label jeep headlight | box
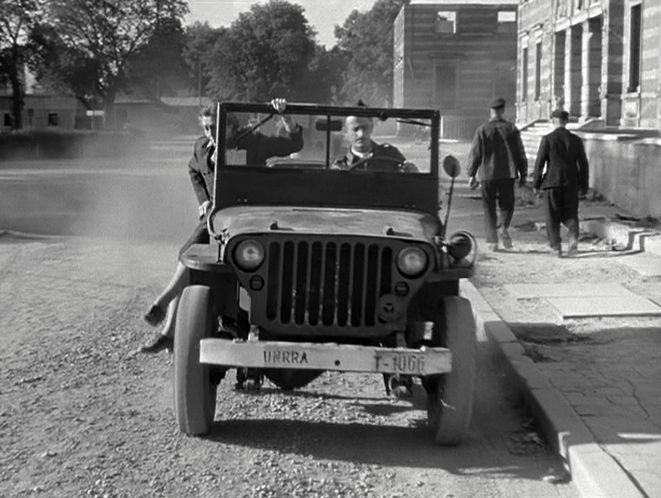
[233,239,265,271]
[396,246,428,277]
[447,231,476,266]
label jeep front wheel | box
[174,285,217,436]
[425,296,476,445]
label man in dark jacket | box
[140,99,303,355]
[332,115,418,173]
[467,97,528,251]
[533,109,589,257]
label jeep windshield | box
[218,103,438,174]
[212,102,441,216]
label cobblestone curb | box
[461,281,645,498]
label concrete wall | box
[584,136,661,218]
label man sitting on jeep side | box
[140,99,303,368]
[332,115,418,173]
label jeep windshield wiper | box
[396,118,430,127]
[232,113,275,144]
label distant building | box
[393,0,519,138]
[517,0,661,128]
[0,67,79,132]
[114,96,209,136]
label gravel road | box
[0,232,576,497]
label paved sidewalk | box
[452,189,661,497]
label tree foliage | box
[334,0,407,106]
[206,0,317,102]
[182,22,226,101]
[32,0,188,125]
[126,17,188,100]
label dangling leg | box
[144,262,189,326]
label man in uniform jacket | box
[533,109,589,257]
[140,99,303,355]
[333,114,418,173]
[467,97,528,251]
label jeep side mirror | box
[315,118,343,132]
[442,155,461,178]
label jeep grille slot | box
[266,239,393,328]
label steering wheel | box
[349,155,404,171]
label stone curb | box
[579,219,660,253]
[460,281,645,498]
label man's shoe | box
[487,242,498,252]
[143,304,166,327]
[139,334,173,354]
[566,246,578,257]
[499,228,513,249]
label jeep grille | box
[265,240,393,327]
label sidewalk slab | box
[546,295,661,319]
[461,281,646,498]
[618,253,661,277]
[505,283,635,299]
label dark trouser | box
[480,179,515,243]
[544,187,579,249]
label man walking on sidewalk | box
[533,109,589,257]
[467,97,528,251]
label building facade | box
[393,0,519,138]
[518,0,661,128]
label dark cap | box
[551,109,569,121]
[489,97,506,109]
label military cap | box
[551,109,569,121]
[489,97,506,109]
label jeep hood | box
[211,206,441,241]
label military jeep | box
[175,102,477,445]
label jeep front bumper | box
[199,339,451,376]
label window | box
[3,113,12,127]
[27,108,34,127]
[47,113,59,126]
[435,65,457,110]
[522,47,529,100]
[436,11,456,34]
[628,4,642,92]
[535,42,542,100]
[498,11,516,23]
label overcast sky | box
[185,0,379,47]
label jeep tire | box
[174,285,217,436]
[425,296,476,445]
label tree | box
[33,0,188,127]
[206,0,316,102]
[182,22,226,102]
[334,0,407,106]
[0,0,42,130]
[127,17,188,100]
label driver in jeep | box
[334,114,418,397]
[333,115,418,173]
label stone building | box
[517,0,661,218]
[393,0,519,138]
[518,0,661,128]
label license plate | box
[375,351,426,375]
[262,347,311,367]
